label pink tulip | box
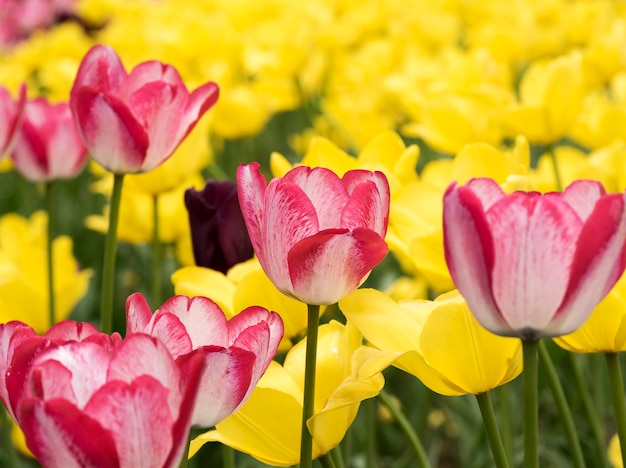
[237,163,390,305]
[0,83,26,160]
[11,97,88,182]
[0,321,204,468]
[126,292,284,427]
[69,44,219,174]
[443,178,626,339]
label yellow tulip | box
[339,289,522,395]
[554,272,626,353]
[190,321,385,465]
[0,212,91,333]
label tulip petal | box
[179,82,219,139]
[146,313,193,359]
[125,293,153,334]
[72,89,148,173]
[19,398,119,468]
[549,194,626,335]
[487,193,582,335]
[282,166,348,229]
[0,322,36,420]
[182,346,255,428]
[228,307,283,371]
[443,184,506,333]
[157,296,229,349]
[288,228,388,305]
[44,321,101,342]
[237,162,269,255]
[71,45,127,98]
[84,377,173,468]
[341,178,389,236]
[561,179,605,220]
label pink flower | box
[69,44,219,174]
[11,97,88,182]
[126,292,283,427]
[443,178,626,339]
[0,83,25,160]
[237,163,390,305]
[0,320,204,468]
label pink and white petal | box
[71,45,127,98]
[146,313,193,359]
[157,296,228,349]
[46,116,87,179]
[342,170,390,220]
[72,90,148,173]
[341,179,389,236]
[561,179,605,221]
[288,228,388,305]
[176,82,219,139]
[465,178,506,211]
[28,361,74,402]
[107,335,182,417]
[45,321,101,343]
[125,292,153,334]
[33,342,112,408]
[84,377,173,468]
[443,184,507,334]
[122,61,182,98]
[487,194,583,335]
[282,166,348,229]
[236,162,268,254]
[228,308,283,368]
[12,120,48,181]
[260,180,320,294]
[0,322,35,419]
[19,398,119,468]
[549,194,626,336]
[181,346,255,428]
[229,322,273,396]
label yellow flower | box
[172,259,309,352]
[554,272,626,353]
[505,53,585,144]
[609,433,623,468]
[271,131,419,195]
[190,321,385,465]
[339,289,523,395]
[0,212,91,333]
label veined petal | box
[125,293,153,334]
[72,89,148,173]
[84,377,173,468]
[237,163,268,256]
[146,313,193,359]
[122,61,183,99]
[561,179,605,221]
[157,296,228,349]
[19,398,119,468]
[464,178,505,211]
[282,166,348,229]
[341,178,389,237]
[177,82,219,143]
[488,194,583,335]
[71,45,127,99]
[549,194,626,336]
[182,346,255,428]
[288,228,388,305]
[443,184,505,334]
[44,321,101,342]
[0,322,36,419]
[228,308,283,369]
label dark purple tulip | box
[185,180,254,273]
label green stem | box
[222,444,235,468]
[300,303,320,468]
[319,452,337,468]
[45,181,56,328]
[548,145,563,192]
[1,407,19,468]
[498,384,513,462]
[151,194,162,307]
[606,352,626,468]
[568,353,608,468]
[365,397,377,468]
[538,342,585,468]
[475,392,510,468]
[378,390,430,468]
[330,445,346,468]
[523,339,539,468]
[101,173,124,335]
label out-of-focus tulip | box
[0,83,25,160]
[0,320,204,468]
[126,292,283,427]
[190,321,385,465]
[69,44,219,174]
[443,178,626,339]
[340,289,522,395]
[11,97,87,182]
[185,179,253,273]
[237,162,390,305]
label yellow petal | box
[171,266,235,317]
